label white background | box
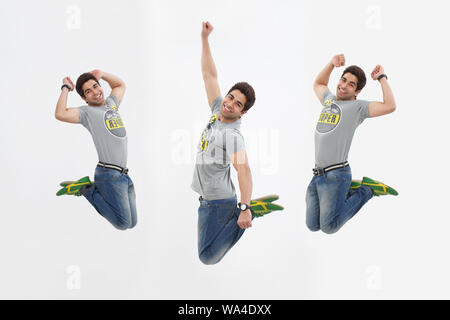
[0,0,448,299]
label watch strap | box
[238,202,250,211]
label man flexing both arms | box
[307,54,398,234]
[55,70,137,230]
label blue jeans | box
[197,196,246,265]
[305,166,373,234]
[81,166,137,230]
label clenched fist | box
[90,69,103,81]
[201,21,214,39]
[237,209,252,229]
[331,54,345,68]
[62,77,74,91]
[371,65,385,80]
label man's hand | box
[90,69,103,81]
[237,209,252,229]
[371,65,385,80]
[331,54,346,68]
[201,21,214,39]
[62,77,74,91]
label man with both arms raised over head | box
[307,54,398,234]
[54,70,137,231]
[192,22,283,265]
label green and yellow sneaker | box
[56,176,92,197]
[361,177,398,196]
[351,177,398,196]
[250,195,284,218]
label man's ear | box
[355,89,362,98]
[240,110,248,117]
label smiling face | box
[82,79,105,106]
[220,90,248,122]
[336,72,361,101]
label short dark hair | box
[341,66,366,92]
[76,73,99,98]
[227,82,256,111]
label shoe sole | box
[362,177,399,196]
[250,200,284,218]
[56,177,92,196]
[56,183,86,196]
[59,181,75,187]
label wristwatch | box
[61,84,72,91]
[238,203,250,211]
[377,74,388,81]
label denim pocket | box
[94,168,123,183]
[216,202,236,225]
[199,199,209,209]
[326,172,341,183]
[326,167,351,184]
[198,203,210,217]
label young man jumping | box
[192,22,282,265]
[307,54,398,235]
[55,70,137,231]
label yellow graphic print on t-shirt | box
[200,114,218,151]
[316,100,342,134]
[318,99,340,124]
[318,112,340,125]
[106,117,125,130]
[104,105,126,138]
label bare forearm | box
[314,62,334,86]
[237,166,253,205]
[202,38,218,79]
[101,72,125,90]
[379,78,396,108]
[55,88,70,117]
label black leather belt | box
[97,162,129,174]
[313,161,349,176]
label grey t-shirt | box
[314,90,370,168]
[191,97,246,200]
[78,95,128,168]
